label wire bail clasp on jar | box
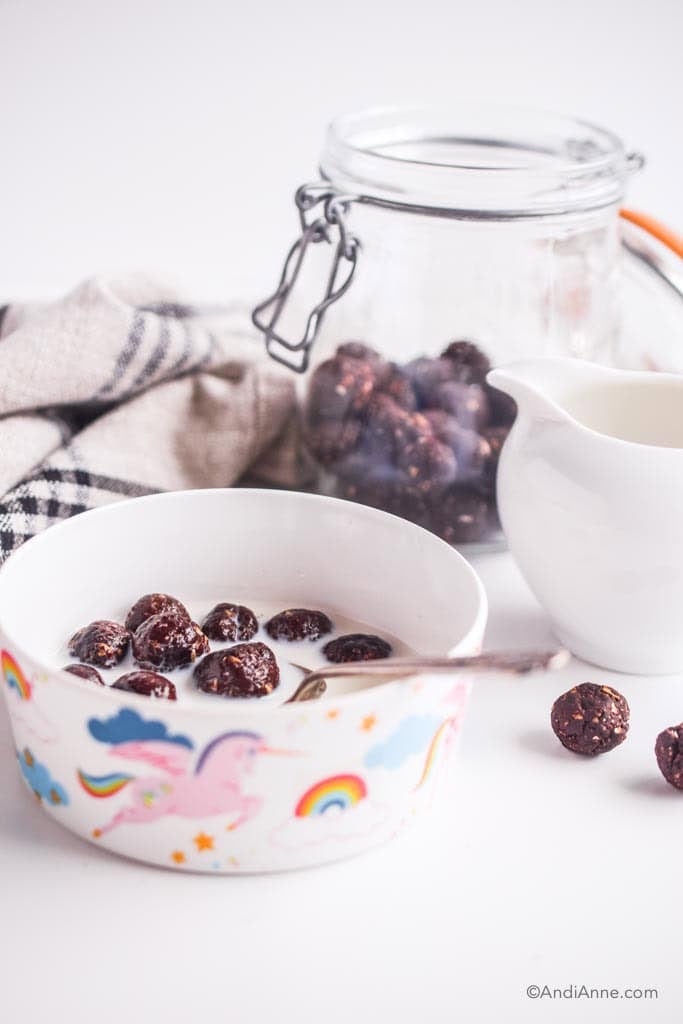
[251,184,360,373]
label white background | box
[1,2,683,1022]
[0,0,682,304]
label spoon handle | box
[287,647,569,703]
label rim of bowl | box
[0,489,488,716]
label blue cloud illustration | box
[87,708,193,748]
[364,714,441,770]
[17,748,69,806]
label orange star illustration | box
[193,832,215,852]
[171,850,186,864]
[360,714,377,731]
[326,708,340,719]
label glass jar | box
[253,104,677,548]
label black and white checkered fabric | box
[0,279,260,564]
[0,465,157,562]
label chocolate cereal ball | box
[306,353,376,422]
[422,409,462,450]
[431,380,490,431]
[441,340,491,383]
[429,486,491,544]
[305,416,363,468]
[451,427,494,482]
[201,603,258,643]
[265,608,333,642]
[334,448,399,492]
[336,341,384,364]
[194,642,279,698]
[551,682,630,756]
[68,620,130,668]
[63,663,104,686]
[302,336,508,548]
[362,394,422,459]
[376,363,418,412]
[132,610,209,671]
[336,476,431,528]
[405,356,458,407]
[125,593,189,632]
[113,671,177,701]
[655,725,683,789]
[324,633,393,663]
[397,435,457,487]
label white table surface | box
[1,550,679,1023]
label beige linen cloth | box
[0,274,309,561]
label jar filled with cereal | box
[253,104,679,548]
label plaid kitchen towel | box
[0,274,307,562]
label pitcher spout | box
[487,357,611,423]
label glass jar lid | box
[320,104,643,219]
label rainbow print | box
[2,650,32,701]
[415,718,455,790]
[78,769,133,798]
[295,774,367,817]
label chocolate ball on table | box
[551,682,630,755]
[655,725,683,789]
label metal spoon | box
[286,648,570,703]
[286,647,569,703]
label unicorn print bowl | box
[0,489,487,873]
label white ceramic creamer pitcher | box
[487,357,683,674]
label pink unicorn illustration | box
[79,730,293,837]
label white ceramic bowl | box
[0,489,486,872]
